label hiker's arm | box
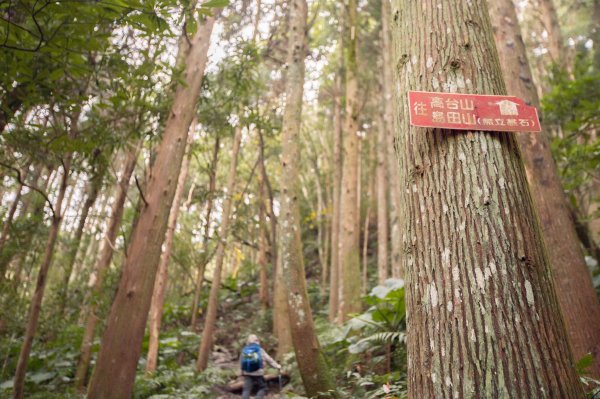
[261,349,281,369]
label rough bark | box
[87,14,216,399]
[338,0,361,322]
[390,0,584,397]
[489,0,600,376]
[328,67,343,322]
[74,142,140,391]
[12,158,71,399]
[382,0,402,279]
[278,1,335,395]
[146,138,192,373]
[196,125,243,372]
[190,135,220,329]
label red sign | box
[408,91,541,133]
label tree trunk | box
[382,0,402,280]
[0,166,28,279]
[538,0,566,68]
[12,158,71,399]
[87,14,216,399]
[190,135,220,329]
[338,0,361,322]
[361,206,370,294]
[74,141,141,391]
[489,0,600,376]
[328,66,343,322]
[376,107,389,285]
[257,173,270,309]
[196,125,243,372]
[390,0,585,397]
[58,166,104,315]
[278,1,335,395]
[593,0,600,70]
[273,224,293,358]
[146,137,192,373]
[5,167,52,288]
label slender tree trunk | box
[382,0,402,280]
[87,14,216,399]
[146,137,192,373]
[593,0,600,70]
[196,125,243,372]
[5,168,52,287]
[74,142,140,391]
[328,68,343,322]
[489,0,600,376]
[0,168,28,279]
[273,222,293,358]
[338,0,361,322]
[314,160,327,290]
[59,167,104,315]
[13,158,71,399]
[257,174,269,309]
[391,0,585,397]
[376,105,389,284]
[538,0,566,68]
[190,135,220,329]
[361,206,370,294]
[279,1,335,395]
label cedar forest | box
[0,0,599,398]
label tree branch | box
[134,175,148,207]
[0,161,55,218]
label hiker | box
[240,334,281,399]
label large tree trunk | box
[328,66,343,322]
[146,137,192,373]
[390,0,584,397]
[12,158,71,399]
[58,166,104,315]
[74,142,141,391]
[190,135,220,329]
[196,125,243,372]
[338,0,361,322]
[278,1,335,395]
[382,0,402,279]
[87,14,216,399]
[489,0,600,376]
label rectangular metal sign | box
[408,91,541,133]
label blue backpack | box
[241,343,263,373]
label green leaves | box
[201,0,230,8]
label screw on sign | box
[408,91,541,133]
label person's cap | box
[247,334,259,344]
